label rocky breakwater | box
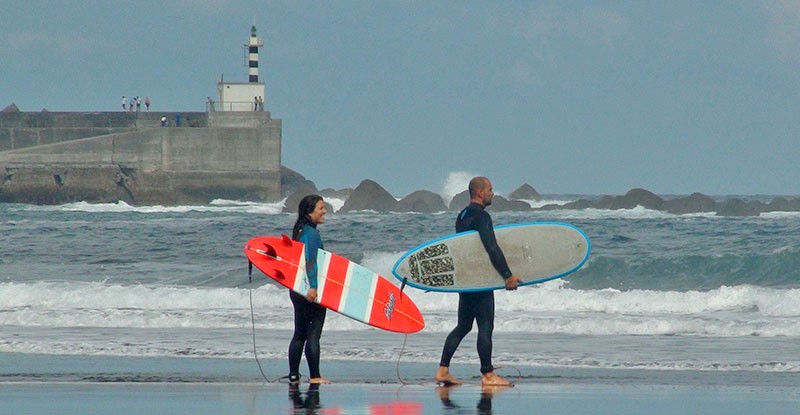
[539,188,800,217]
[282,178,800,217]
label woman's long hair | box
[292,194,324,240]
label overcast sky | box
[2,1,799,197]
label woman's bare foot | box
[481,371,514,387]
[434,366,462,385]
[309,377,331,384]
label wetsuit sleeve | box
[299,227,321,289]
[475,213,513,279]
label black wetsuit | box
[439,202,512,374]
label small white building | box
[215,25,266,112]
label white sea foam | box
[19,199,287,214]
[323,197,345,212]
[440,171,477,204]
[517,198,575,209]
[3,276,800,337]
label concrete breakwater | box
[0,110,281,205]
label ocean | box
[2,197,800,387]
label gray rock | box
[486,195,532,212]
[716,198,765,217]
[1,103,20,113]
[765,197,800,212]
[282,182,319,213]
[446,191,530,212]
[339,179,397,213]
[448,190,470,211]
[551,198,595,210]
[509,183,541,201]
[663,193,717,214]
[281,166,315,198]
[615,188,664,210]
[396,190,447,213]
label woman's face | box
[308,199,327,225]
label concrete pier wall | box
[0,111,281,205]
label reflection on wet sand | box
[437,384,511,414]
[288,383,424,415]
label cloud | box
[516,4,628,47]
[4,31,100,58]
[505,4,628,84]
[170,0,237,15]
[762,0,800,62]
[565,6,629,48]
[509,61,540,86]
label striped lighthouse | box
[247,25,263,83]
[217,24,266,111]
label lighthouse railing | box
[208,101,266,112]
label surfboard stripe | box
[342,263,375,322]
[321,251,348,309]
[315,248,332,300]
[292,246,308,294]
[338,258,353,311]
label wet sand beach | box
[1,354,799,415]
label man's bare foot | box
[481,371,514,387]
[434,366,462,385]
[309,377,331,384]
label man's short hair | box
[468,176,489,198]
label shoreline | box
[1,376,799,415]
[2,354,800,414]
[3,353,800,388]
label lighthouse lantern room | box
[216,25,266,112]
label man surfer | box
[435,176,522,387]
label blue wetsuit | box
[298,223,323,289]
[288,223,327,381]
[439,202,512,374]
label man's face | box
[481,181,494,206]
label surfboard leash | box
[249,285,276,383]
[394,333,429,386]
[493,365,523,383]
[395,333,409,385]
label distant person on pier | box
[121,96,126,111]
[145,97,150,111]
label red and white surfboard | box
[245,235,425,334]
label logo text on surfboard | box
[384,293,395,321]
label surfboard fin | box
[399,277,408,299]
[261,242,278,259]
[281,234,293,246]
[272,269,286,281]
